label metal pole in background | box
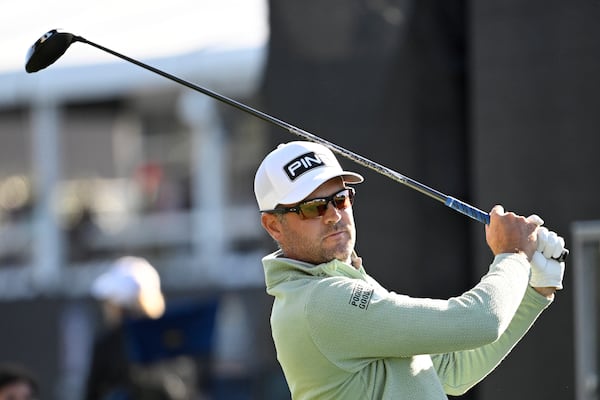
[178,92,227,282]
[30,97,63,293]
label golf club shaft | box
[75,36,490,223]
[72,35,568,262]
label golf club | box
[25,29,568,262]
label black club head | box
[25,30,77,73]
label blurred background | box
[1,0,599,399]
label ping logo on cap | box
[284,151,326,180]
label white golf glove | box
[527,215,566,289]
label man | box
[86,256,209,400]
[254,141,566,399]
[0,364,38,400]
[86,256,167,400]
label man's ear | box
[261,213,283,241]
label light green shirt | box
[263,252,552,399]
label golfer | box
[254,141,566,399]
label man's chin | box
[331,248,353,264]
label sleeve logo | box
[348,282,373,310]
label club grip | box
[445,196,490,224]
[444,196,569,262]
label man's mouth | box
[324,230,347,240]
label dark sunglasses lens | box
[299,200,328,218]
[298,189,354,219]
[333,191,353,209]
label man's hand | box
[526,216,566,292]
[485,205,539,261]
[530,252,565,289]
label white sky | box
[0,0,269,73]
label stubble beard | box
[312,223,356,265]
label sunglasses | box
[266,187,355,219]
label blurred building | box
[0,43,268,292]
[0,3,290,399]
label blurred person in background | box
[0,363,38,400]
[84,256,167,400]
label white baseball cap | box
[91,256,162,306]
[254,141,364,211]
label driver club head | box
[25,29,78,73]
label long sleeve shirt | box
[263,251,552,399]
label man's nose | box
[322,201,342,224]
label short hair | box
[0,363,38,395]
